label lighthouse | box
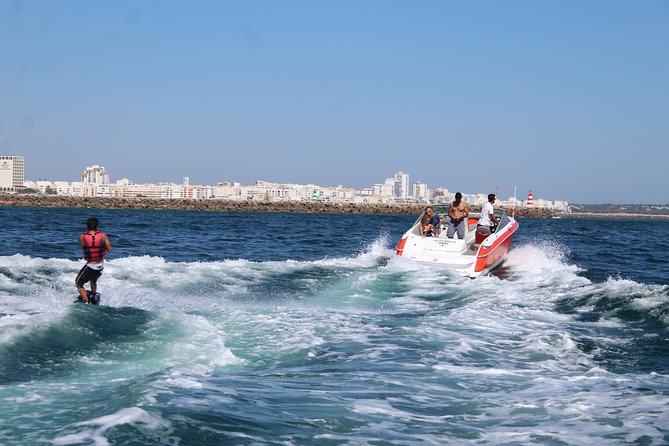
[527,190,534,207]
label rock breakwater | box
[0,194,556,217]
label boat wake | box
[2,235,665,325]
[1,235,668,445]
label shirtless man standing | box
[446,192,469,239]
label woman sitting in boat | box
[419,207,437,237]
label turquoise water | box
[1,207,668,445]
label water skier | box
[75,217,112,304]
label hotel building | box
[0,155,25,192]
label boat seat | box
[475,226,491,245]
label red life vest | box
[82,231,106,262]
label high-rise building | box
[394,171,409,199]
[81,165,109,185]
[0,155,25,191]
[80,165,110,197]
[412,181,429,202]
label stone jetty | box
[0,194,556,217]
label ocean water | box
[1,206,668,445]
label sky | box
[1,0,668,204]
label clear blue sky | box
[1,0,668,204]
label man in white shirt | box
[478,194,499,232]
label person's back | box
[81,230,106,263]
[75,217,112,304]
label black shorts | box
[75,265,103,288]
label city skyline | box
[20,160,564,205]
[3,155,664,206]
[2,2,668,204]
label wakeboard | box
[75,290,101,305]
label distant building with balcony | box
[412,181,430,202]
[0,155,25,192]
[431,188,451,204]
[80,165,110,197]
[81,165,109,185]
[394,171,409,199]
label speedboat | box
[395,205,519,277]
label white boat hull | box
[396,210,519,278]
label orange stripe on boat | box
[473,221,519,272]
[396,236,407,256]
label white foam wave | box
[53,407,171,446]
[352,398,452,422]
[309,232,395,269]
[504,242,584,282]
[600,276,669,326]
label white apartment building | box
[354,188,383,204]
[432,187,451,204]
[394,171,409,200]
[80,165,110,197]
[23,180,51,194]
[468,194,488,205]
[110,182,176,199]
[238,181,358,203]
[380,178,396,199]
[81,165,109,185]
[183,184,206,199]
[253,181,298,201]
[412,181,430,202]
[209,182,241,200]
[108,180,185,200]
[0,155,25,192]
[553,200,570,212]
[333,185,356,202]
[316,185,356,202]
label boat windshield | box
[496,212,512,232]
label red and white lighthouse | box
[527,190,534,207]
